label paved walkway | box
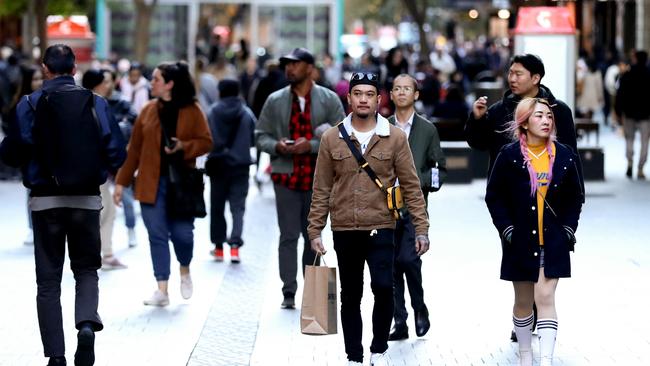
[0,126,649,366]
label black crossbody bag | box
[337,123,407,220]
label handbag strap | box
[337,123,387,195]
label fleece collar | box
[339,113,391,138]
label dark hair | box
[218,79,240,98]
[81,69,105,90]
[510,54,545,84]
[43,44,75,75]
[156,61,196,106]
[635,50,648,66]
[129,62,144,73]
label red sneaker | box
[214,248,224,262]
[230,247,240,263]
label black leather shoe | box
[415,308,430,337]
[388,323,409,341]
[74,324,95,366]
[47,357,66,366]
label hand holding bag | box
[300,254,337,335]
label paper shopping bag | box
[300,258,337,335]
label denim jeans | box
[121,185,136,229]
[140,178,195,281]
[32,207,104,357]
[333,229,394,363]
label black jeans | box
[273,183,318,297]
[32,208,103,357]
[393,214,426,325]
[209,167,250,247]
[333,229,394,363]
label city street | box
[1,126,649,366]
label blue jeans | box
[121,185,136,229]
[140,178,195,281]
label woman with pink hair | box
[485,98,584,366]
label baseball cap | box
[279,48,315,65]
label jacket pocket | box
[331,149,356,173]
[368,150,393,175]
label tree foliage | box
[0,0,92,17]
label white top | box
[351,127,376,154]
[394,111,415,138]
[298,96,306,113]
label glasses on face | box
[392,86,414,93]
[351,72,379,81]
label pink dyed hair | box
[505,97,557,196]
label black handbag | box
[162,127,206,219]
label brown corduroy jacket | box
[307,114,429,240]
[115,100,212,204]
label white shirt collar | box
[339,113,391,138]
[395,111,415,129]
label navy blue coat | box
[485,141,583,281]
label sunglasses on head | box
[351,72,379,81]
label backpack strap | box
[337,123,387,194]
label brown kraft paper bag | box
[300,256,337,335]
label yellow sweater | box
[527,142,555,245]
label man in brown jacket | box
[307,72,429,366]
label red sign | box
[514,7,575,35]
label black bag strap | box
[337,123,387,195]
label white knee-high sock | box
[513,312,534,366]
[537,318,558,366]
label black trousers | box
[392,214,426,326]
[32,208,103,357]
[209,167,250,247]
[333,229,394,362]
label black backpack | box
[30,84,104,189]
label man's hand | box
[310,237,326,255]
[164,137,184,154]
[472,96,489,119]
[291,137,311,154]
[113,184,124,207]
[275,139,291,155]
[415,235,429,256]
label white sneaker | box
[519,349,533,366]
[370,352,389,366]
[345,362,363,366]
[540,356,553,366]
[143,290,169,306]
[180,274,193,299]
[127,228,137,248]
[24,229,34,245]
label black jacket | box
[465,85,579,174]
[485,142,583,282]
[615,65,650,120]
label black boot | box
[388,321,409,341]
[47,356,67,366]
[74,323,95,366]
[414,307,430,337]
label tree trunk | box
[402,0,431,59]
[35,0,48,60]
[133,0,158,64]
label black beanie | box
[218,79,240,98]
[82,69,105,90]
